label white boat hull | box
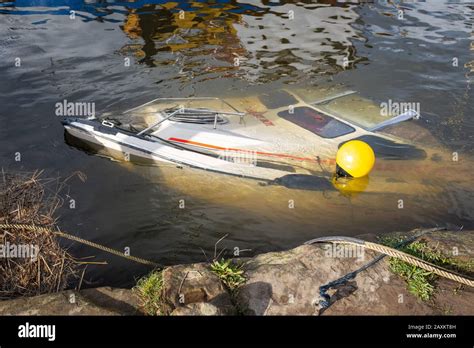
[64,120,294,181]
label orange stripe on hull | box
[168,137,336,164]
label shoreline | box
[1,228,472,316]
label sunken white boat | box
[62,90,423,182]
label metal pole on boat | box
[310,90,357,105]
[183,108,245,117]
[136,109,181,136]
[172,107,243,130]
[368,109,419,132]
[123,97,220,114]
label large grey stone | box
[235,244,438,315]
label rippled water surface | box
[1,0,473,287]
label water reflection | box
[1,0,366,83]
[118,1,364,82]
[120,2,250,80]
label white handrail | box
[123,97,220,114]
[310,90,357,105]
[369,109,419,132]
[136,109,181,136]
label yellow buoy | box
[336,140,375,178]
[332,175,369,197]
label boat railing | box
[368,109,419,132]
[123,97,245,130]
[309,90,357,105]
[136,109,181,136]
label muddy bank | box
[1,229,472,316]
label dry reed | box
[0,170,84,299]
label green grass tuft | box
[388,255,435,301]
[210,259,246,290]
[379,237,472,301]
[133,269,163,315]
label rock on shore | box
[0,287,141,315]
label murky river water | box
[1,1,473,287]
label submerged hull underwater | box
[65,130,474,238]
[62,89,427,183]
[63,114,473,197]
[62,88,474,224]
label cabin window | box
[278,107,355,138]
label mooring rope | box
[0,223,160,267]
[305,231,474,290]
[305,227,446,309]
[363,241,473,287]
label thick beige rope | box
[0,223,159,267]
[330,239,473,287]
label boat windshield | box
[292,90,391,130]
[315,95,390,130]
[278,107,355,139]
